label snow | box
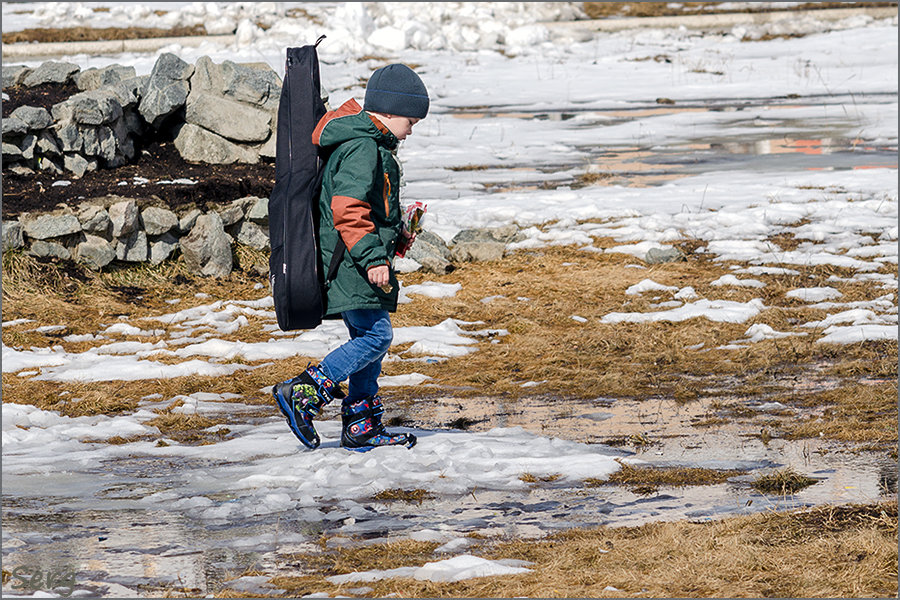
[1,1,898,593]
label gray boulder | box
[221,60,281,109]
[77,204,112,236]
[138,53,193,129]
[52,89,124,125]
[645,246,686,264]
[116,230,149,262]
[28,240,71,260]
[185,91,271,142]
[178,208,202,233]
[74,64,137,91]
[217,203,245,227]
[141,206,178,236]
[10,106,52,130]
[20,134,37,160]
[149,233,179,265]
[232,220,269,250]
[22,61,79,87]
[450,240,506,263]
[36,132,62,157]
[246,196,269,225]
[407,230,454,274]
[75,235,115,270]
[2,142,23,160]
[2,115,27,139]
[63,153,97,178]
[2,65,32,89]
[180,212,233,277]
[108,199,140,237]
[54,123,82,152]
[20,212,82,240]
[173,123,259,165]
[2,221,25,251]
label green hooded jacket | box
[312,98,402,317]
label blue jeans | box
[319,309,392,402]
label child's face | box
[377,114,421,141]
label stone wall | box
[2,53,281,177]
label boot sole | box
[272,384,319,449]
[342,433,417,452]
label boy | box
[273,64,428,452]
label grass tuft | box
[752,467,819,495]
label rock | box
[246,196,269,225]
[75,235,115,269]
[63,153,96,178]
[190,56,226,95]
[645,246,686,264]
[450,240,506,263]
[116,230,149,262]
[141,206,178,236]
[149,233,179,265]
[179,208,202,233]
[77,204,111,236]
[27,240,71,260]
[221,60,281,109]
[20,134,37,160]
[173,123,259,165]
[20,212,82,240]
[180,212,233,277]
[52,89,124,125]
[108,199,140,237]
[2,65,32,89]
[107,76,148,109]
[2,220,25,251]
[9,164,33,176]
[185,91,271,143]
[36,132,62,157]
[37,157,64,175]
[54,123,82,152]
[10,106,52,130]
[2,115,27,139]
[74,64,137,91]
[217,203,245,227]
[2,142,23,160]
[452,225,523,245]
[138,53,193,129]
[233,220,269,250]
[407,232,454,274]
[22,61,79,87]
[258,132,276,159]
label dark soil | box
[1,82,275,219]
[2,142,276,219]
[582,1,898,19]
[2,82,80,119]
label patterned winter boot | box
[272,364,345,449]
[341,395,417,452]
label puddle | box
[448,94,897,190]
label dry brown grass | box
[243,500,897,599]
[752,467,819,495]
[588,461,746,493]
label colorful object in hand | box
[396,201,427,258]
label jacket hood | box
[312,98,398,151]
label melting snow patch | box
[786,287,843,302]
[325,555,533,584]
[817,324,898,344]
[710,274,766,288]
[601,299,766,324]
[625,279,679,295]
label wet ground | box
[3,389,896,597]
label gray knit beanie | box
[364,64,429,119]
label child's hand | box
[367,264,390,289]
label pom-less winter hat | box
[364,64,429,119]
